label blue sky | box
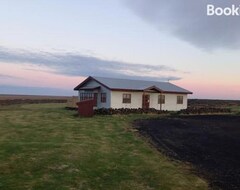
[0,0,240,99]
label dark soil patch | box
[134,115,240,190]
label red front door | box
[142,94,150,109]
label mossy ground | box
[0,103,208,190]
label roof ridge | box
[92,76,168,84]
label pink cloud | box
[0,62,85,90]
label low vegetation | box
[0,103,208,190]
[0,95,68,106]
[188,99,240,108]
[94,108,169,115]
[231,105,240,114]
[94,107,231,115]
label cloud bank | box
[0,46,182,81]
[124,0,240,50]
[0,74,23,80]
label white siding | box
[149,93,187,111]
[111,91,187,111]
[111,91,142,109]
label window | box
[80,93,94,101]
[122,94,131,103]
[101,93,106,103]
[177,96,183,104]
[158,94,165,104]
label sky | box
[0,0,240,99]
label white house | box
[74,76,192,111]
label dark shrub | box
[94,108,169,115]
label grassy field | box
[0,103,208,190]
[231,106,240,113]
[0,94,69,106]
[0,94,70,100]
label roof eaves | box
[78,86,101,90]
[111,88,143,92]
[163,90,193,94]
[144,85,164,92]
[73,76,92,90]
[74,76,112,91]
[90,76,111,90]
[111,88,192,94]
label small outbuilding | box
[74,76,192,111]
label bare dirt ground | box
[134,115,240,190]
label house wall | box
[149,93,188,111]
[78,79,111,108]
[111,91,188,111]
[111,91,143,109]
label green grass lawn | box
[0,103,208,190]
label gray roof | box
[74,76,192,94]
